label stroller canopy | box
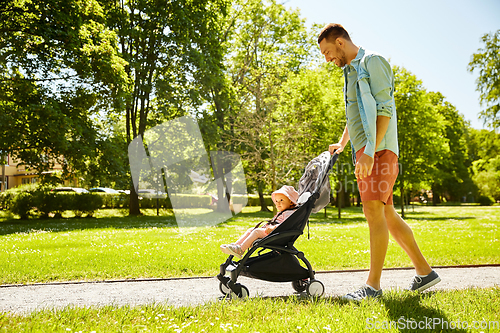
[298,151,336,214]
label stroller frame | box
[217,152,339,298]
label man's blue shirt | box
[343,47,399,160]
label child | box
[220,185,299,259]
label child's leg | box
[234,228,254,246]
[239,228,268,251]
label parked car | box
[89,187,119,194]
[137,189,166,198]
[51,187,89,193]
[138,189,162,194]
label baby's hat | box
[272,185,299,205]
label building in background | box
[0,154,76,191]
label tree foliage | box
[0,0,126,180]
[2,1,496,211]
[393,66,448,212]
[428,92,476,203]
[104,0,229,214]
[221,0,312,210]
[468,128,500,202]
[468,30,500,129]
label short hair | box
[317,23,351,44]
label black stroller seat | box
[217,151,339,298]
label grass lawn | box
[1,205,499,332]
[1,288,499,332]
[0,205,499,284]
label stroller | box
[217,151,339,298]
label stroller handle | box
[328,149,340,170]
[312,149,340,196]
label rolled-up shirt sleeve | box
[366,56,395,118]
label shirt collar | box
[349,46,365,67]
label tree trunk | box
[337,180,343,219]
[431,186,440,206]
[1,163,5,192]
[344,190,351,207]
[129,185,141,216]
[268,123,277,215]
[258,190,270,212]
[258,182,270,212]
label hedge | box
[0,186,276,219]
[1,187,103,219]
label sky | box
[284,0,500,130]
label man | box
[318,23,440,301]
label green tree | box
[393,66,448,216]
[472,157,500,202]
[104,0,229,215]
[0,0,126,181]
[276,63,354,214]
[468,30,500,129]
[467,128,500,161]
[428,92,476,203]
[468,128,500,202]
[224,0,311,211]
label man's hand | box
[329,143,344,155]
[355,153,374,180]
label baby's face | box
[273,193,293,212]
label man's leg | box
[384,204,432,276]
[363,200,388,290]
[342,199,387,300]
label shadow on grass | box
[381,292,467,333]
[409,216,476,221]
[0,215,179,236]
[253,292,466,332]
[310,217,366,225]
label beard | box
[335,45,348,67]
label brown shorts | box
[356,146,399,205]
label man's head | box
[317,23,351,45]
[318,23,355,67]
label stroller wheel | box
[219,281,231,295]
[230,283,249,299]
[292,279,308,293]
[306,279,324,297]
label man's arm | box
[329,125,350,155]
[355,115,391,179]
[375,115,391,150]
[356,55,394,179]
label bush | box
[0,184,37,212]
[98,193,128,209]
[169,194,211,208]
[33,190,65,218]
[73,193,104,217]
[4,185,105,218]
[10,190,34,219]
[477,195,494,206]
[0,191,13,210]
[245,195,273,207]
[112,193,275,210]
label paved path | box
[1,266,499,314]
